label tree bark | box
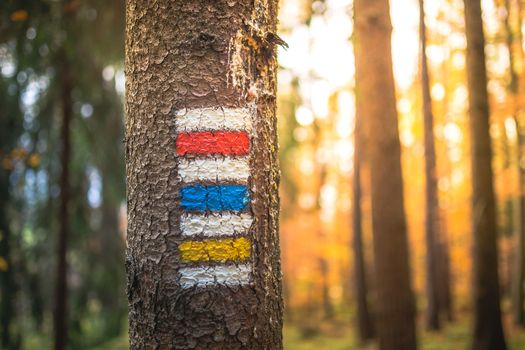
[319,257,334,320]
[354,1,417,349]
[54,50,72,350]
[0,169,13,349]
[502,0,525,326]
[419,0,441,331]
[437,54,454,322]
[436,222,454,321]
[125,1,283,348]
[463,0,508,348]
[352,99,375,341]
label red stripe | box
[176,131,250,156]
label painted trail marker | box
[175,107,254,288]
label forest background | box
[2,0,525,348]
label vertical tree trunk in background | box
[319,257,334,320]
[317,165,333,320]
[436,41,454,323]
[503,0,525,326]
[0,172,13,349]
[464,0,508,348]
[352,103,375,341]
[354,1,417,349]
[125,1,283,348]
[54,51,72,350]
[436,221,454,321]
[419,0,441,331]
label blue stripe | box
[180,184,250,211]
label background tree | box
[500,0,525,326]
[352,87,375,341]
[54,47,72,350]
[0,1,127,348]
[354,0,417,349]
[464,0,508,348]
[419,0,441,331]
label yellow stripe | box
[179,237,251,262]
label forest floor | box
[95,314,525,350]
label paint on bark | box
[125,1,282,348]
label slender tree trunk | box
[319,257,334,320]
[316,163,333,320]
[503,0,525,326]
[419,0,441,331]
[125,1,283,348]
[464,0,508,348]
[54,50,72,350]
[436,219,454,321]
[354,1,417,349]
[0,170,13,349]
[352,103,375,341]
[513,137,525,325]
[438,61,454,322]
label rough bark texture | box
[419,0,441,331]
[354,0,417,349]
[125,1,283,349]
[352,99,375,341]
[464,0,508,349]
[54,50,72,350]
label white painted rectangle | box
[175,107,253,133]
[177,156,250,183]
[179,264,252,288]
[180,212,253,237]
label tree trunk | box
[464,0,508,348]
[503,0,525,326]
[354,1,417,349]
[435,43,454,323]
[419,0,441,331]
[352,100,375,341]
[54,50,72,350]
[125,1,283,348]
[0,170,13,349]
[319,257,334,320]
[513,138,525,325]
[436,221,454,322]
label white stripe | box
[177,156,250,183]
[180,212,253,237]
[179,264,252,288]
[175,107,253,133]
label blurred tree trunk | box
[99,195,126,337]
[317,163,333,320]
[54,50,72,350]
[436,218,454,322]
[352,102,375,341]
[0,171,13,349]
[354,1,417,349]
[125,1,283,348]
[419,0,441,331]
[437,60,455,323]
[464,0,508,348]
[319,257,334,320]
[503,0,525,326]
